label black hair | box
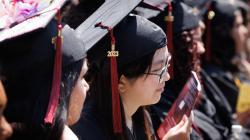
[209,2,238,73]
[172,29,195,93]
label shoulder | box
[71,105,107,140]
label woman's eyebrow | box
[154,54,171,65]
[154,59,165,66]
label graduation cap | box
[74,0,143,134]
[203,0,237,62]
[172,2,200,35]
[0,0,86,125]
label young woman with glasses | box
[72,15,192,140]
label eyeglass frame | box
[144,54,172,83]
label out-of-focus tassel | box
[205,8,215,62]
[44,10,63,124]
[165,1,174,78]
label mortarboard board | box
[0,0,86,126]
[75,0,142,51]
[181,0,213,19]
[0,0,66,42]
[73,0,143,134]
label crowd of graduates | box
[0,0,250,140]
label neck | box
[121,96,139,130]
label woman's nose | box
[163,72,170,82]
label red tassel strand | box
[165,1,174,78]
[205,7,214,62]
[44,11,63,124]
[95,22,122,134]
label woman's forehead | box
[155,46,169,57]
[152,46,170,64]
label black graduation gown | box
[203,63,239,114]
[201,68,235,131]
[71,101,108,140]
[71,100,147,140]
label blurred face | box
[231,10,248,53]
[192,21,206,55]
[67,59,89,125]
[182,21,205,55]
[0,81,12,139]
[119,46,171,107]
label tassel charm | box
[108,44,119,57]
[164,2,174,22]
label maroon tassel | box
[165,1,174,78]
[110,30,122,134]
[44,11,63,124]
[110,53,122,134]
[205,8,214,62]
[95,22,122,134]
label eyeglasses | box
[144,55,171,83]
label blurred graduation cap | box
[134,0,200,77]
[203,0,237,62]
[0,0,66,42]
[181,0,213,18]
[74,0,142,134]
[0,0,86,125]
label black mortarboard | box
[116,15,167,68]
[0,0,86,125]
[173,2,199,35]
[73,0,142,134]
[181,0,213,18]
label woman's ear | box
[118,75,128,94]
